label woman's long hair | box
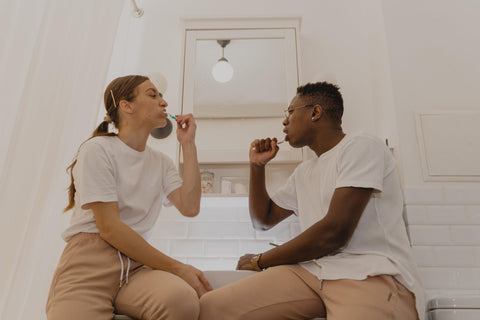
[64,75,149,212]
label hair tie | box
[110,90,118,109]
[104,115,112,123]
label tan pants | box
[46,233,199,320]
[199,265,418,320]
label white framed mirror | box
[180,18,303,164]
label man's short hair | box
[296,82,344,122]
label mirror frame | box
[179,18,302,164]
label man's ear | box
[119,100,134,114]
[311,104,323,121]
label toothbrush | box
[167,113,177,120]
[252,138,285,151]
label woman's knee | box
[148,283,199,320]
[199,289,230,320]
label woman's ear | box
[311,104,323,121]
[119,100,134,114]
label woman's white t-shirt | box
[271,132,426,320]
[62,136,182,242]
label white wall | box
[382,0,480,300]
[382,0,480,186]
[107,0,395,147]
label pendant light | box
[212,40,234,83]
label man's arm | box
[238,186,372,270]
[248,138,294,230]
[249,164,294,230]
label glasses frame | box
[283,104,314,119]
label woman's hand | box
[172,263,212,297]
[249,138,280,166]
[236,253,258,271]
[175,113,196,145]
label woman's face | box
[130,80,168,128]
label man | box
[199,82,425,320]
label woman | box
[46,75,211,320]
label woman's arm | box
[90,201,211,296]
[168,113,201,217]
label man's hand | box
[250,138,280,166]
[236,253,259,271]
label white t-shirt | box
[62,136,182,242]
[271,132,426,320]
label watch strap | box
[250,253,264,271]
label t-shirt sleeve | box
[270,170,298,212]
[336,136,385,192]
[75,141,118,209]
[161,155,183,206]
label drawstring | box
[117,250,131,287]
[118,251,124,287]
[126,256,131,284]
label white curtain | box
[0,0,124,318]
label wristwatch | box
[250,253,265,271]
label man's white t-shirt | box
[271,132,426,320]
[62,136,182,242]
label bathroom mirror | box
[194,38,288,118]
[180,19,302,164]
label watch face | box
[250,254,262,271]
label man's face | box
[282,94,314,148]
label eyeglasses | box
[283,104,314,119]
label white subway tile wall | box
[405,186,480,301]
[151,197,301,272]
[150,187,480,302]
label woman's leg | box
[114,267,199,320]
[199,265,326,320]
[46,233,128,320]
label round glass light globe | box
[212,60,234,83]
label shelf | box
[201,193,248,197]
[200,196,248,207]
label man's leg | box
[319,274,418,320]
[199,265,326,320]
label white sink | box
[203,270,256,289]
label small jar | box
[200,171,214,193]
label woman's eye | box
[150,95,156,98]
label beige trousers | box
[46,233,199,320]
[199,264,418,320]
